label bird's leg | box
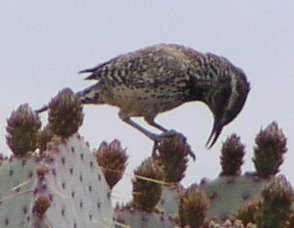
[119,112,161,141]
[144,116,168,132]
[151,130,196,160]
[144,117,180,155]
[144,116,184,140]
[119,112,195,159]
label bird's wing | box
[78,48,184,87]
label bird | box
[37,44,250,150]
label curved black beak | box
[205,120,223,149]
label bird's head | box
[205,63,250,149]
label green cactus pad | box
[0,134,113,227]
[114,206,177,228]
[200,174,269,221]
[156,184,184,217]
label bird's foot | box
[150,130,185,144]
[151,130,196,160]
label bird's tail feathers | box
[79,61,112,80]
[79,68,96,74]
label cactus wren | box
[37,44,250,149]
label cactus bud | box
[95,140,128,189]
[33,195,51,217]
[235,200,260,225]
[132,158,163,211]
[155,135,191,183]
[48,88,83,138]
[6,104,41,156]
[253,122,287,178]
[257,175,293,228]
[220,134,245,176]
[179,184,208,228]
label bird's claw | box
[151,130,196,160]
[150,130,185,142]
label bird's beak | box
[205,120,223,149]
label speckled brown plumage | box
[78,44,249,148]
[37,43,250,149]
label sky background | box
[1,1,293,204]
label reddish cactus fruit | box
[6,104,41,156]
[235,200,260,225]
[132,158,164,211]
[155,135,192,183]
[257,175,293,228]
[220,134,245,176]
[95,140,128,189]
[253,122,287,178]
[179,184,208,228]
[48,88,83,138]
[33,195,51,217]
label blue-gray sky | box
[1,1,293,203]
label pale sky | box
[1,1,293,203]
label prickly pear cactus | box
[155,135,191,217]
[2,89,294,228]
[0,156,40,227]
[0,134,113,228]
[198,125,288,222]
[113,157,179,227]
[157,184,184,217]
[114,205,177,228]
[200,174,268,221]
